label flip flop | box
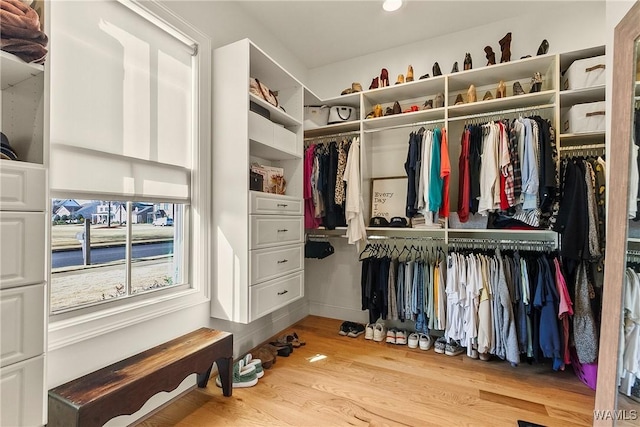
[286,332,306,347]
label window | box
[48,0,210,320]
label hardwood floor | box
[136,316,597,427]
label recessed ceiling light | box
[383,0,403,12]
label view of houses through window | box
[50,199,185,313]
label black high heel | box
[537,39,549,55]
[432,62,442,76]
[463,53,472,70]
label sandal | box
[251,346,275,369]
[268,341,292,357]
[285,332,306,347]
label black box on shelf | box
[250,171,264,192]
[250,101,271,120]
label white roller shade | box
[49,0,194,202]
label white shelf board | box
[304,121,360,138]
[447,228,558,242]
[559,84,606,105]
[249,41,302,91]
[559,131,606,144]
[447,90,555,119]
[362,75,446,105]
[362,107,445,131]
[317,92,361,108]
[250,93,301,128]
[447,54,556,92]
[250,138,301,161]
[365,227,446,237]
[636,81,640,96]
[0,51,44,90]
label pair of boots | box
[484,32,512,66]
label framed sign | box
[371,177,407,221]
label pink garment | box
[304,145,320,229]
[554,258,574,366]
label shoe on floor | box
[339,321,355,336]
[419,334,433,351]
[386,328,397,344]
[243,354,264,378]
[395,330,408,345]
[373,323,386,342]
[407,333,419,349]
[365,323,375,340]
[445,340,465,356]
[434,337,447,354]
[347,323,366,338]
[216,359,258,388]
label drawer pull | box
[277,259,289,264]
[277,203,289,208]
[277,290,288,296]
[277,229,288,233]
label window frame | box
[47,0,211,351]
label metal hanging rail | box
[367,235,446,241]
[447,237,557,250]
[558,143,606,151]
[304,131,360,143]
[362,118,445,134]
[448,103,555,123]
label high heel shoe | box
[537,39,549,56]
[434,93,444,108]
[423,99,433,110]
[529,72,542,93]
[451,62,459,73]
[483,91,494,101]
[380,68,389,87]
[454,93,464,105]
[419,73,430,80]
[496,80,506,98]
[484,46,496,65]
[432,62,442,77]
[499,32,512,63]
[369,77,379,90]
[395,74,405,85]
[513,81,525,95]
[374,104,383,118]
[406,65,414,82]
[467,85,477,103]
[463,53,472,70]
[393,101,401,114]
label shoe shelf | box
[362,107,445,131]
[447,90,556,119]
[362,75,446,106]
[0,51,44,90]
[558,131,606,145]
[559,84,605,105]
[303,121,360,138]
[249,93,301,128]
[317,92,361,108]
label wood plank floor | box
[137,316,598,427]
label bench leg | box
[197,364,213,388]
[215,356,233,397]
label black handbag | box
[304,240,334,259]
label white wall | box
[307,1,606,99]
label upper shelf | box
[0,51,44,90]
[305,89,360,108]
[559,84,605,105]
[362,107,445,131]
[304,121,360,138]
[362,75,446,105]
[447,90,556,119]
[250,93,301,128]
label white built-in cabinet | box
[212,39,304,324]
[0,51,47,426]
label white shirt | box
[344,137,367,248]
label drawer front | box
[1,284,45,367]
[0,162,46,211]
[0,212,45,289]
[250,271,304,321]
[272,125,299,156]
[248,110,274,146]
[0,355,45,427]
[250,215,303,249]
[250,244,303,285]
[250,191,303,215]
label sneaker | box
[243,354,264,379]
[468,348,479,359]
[364,323,375,340]
[347,323,365,338]
[395,330,407,345]
[339,321,354,336]
[445,340,465,356]
[419,334,433,351]
[434,337,447,354]
[216,360,258,388]
[386,328,397,344]
[407,333,419,349]
[479,352,491,361]
[373,323,386,342]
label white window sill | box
[48,287,209,351]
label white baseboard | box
[308,301,368,323]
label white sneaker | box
[373,323,386,342]
[386,328,397,344]
[395,330,407,345]
[419,334,433,351]
[407,333,419,349]
[364,323,375,340]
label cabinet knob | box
[277,203,288,208]
[277,229,288,233]
[277,259,289,264]
[277,290,288,296]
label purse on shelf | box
[328,106,357,124]
[250,77,279,108]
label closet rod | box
[368,235,446,241]
[448,103,555,123]
[362,118,445,134]
[304,131,360,143]
[558,143,606,151]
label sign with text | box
[371,177,407,221]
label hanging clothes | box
[344,137,367,249]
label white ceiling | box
[237,0,531,69]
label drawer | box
[250,243,303,284]
[0,212,45,289]
[250,191,303,215]
[250,271,304,321]
[0,161,46,211]
[248,111,298,156]
[250,215,303,249]
[0,355,45,427]
[1,284,45,367]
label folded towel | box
[1,37,47,63]
[0,21,47,45]
[0,0,41,32]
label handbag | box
[304,240,334,259]
[328,106,357,124]
[249,77,279,108]
[304,105,329,129]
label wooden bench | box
[48,328,233,427]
